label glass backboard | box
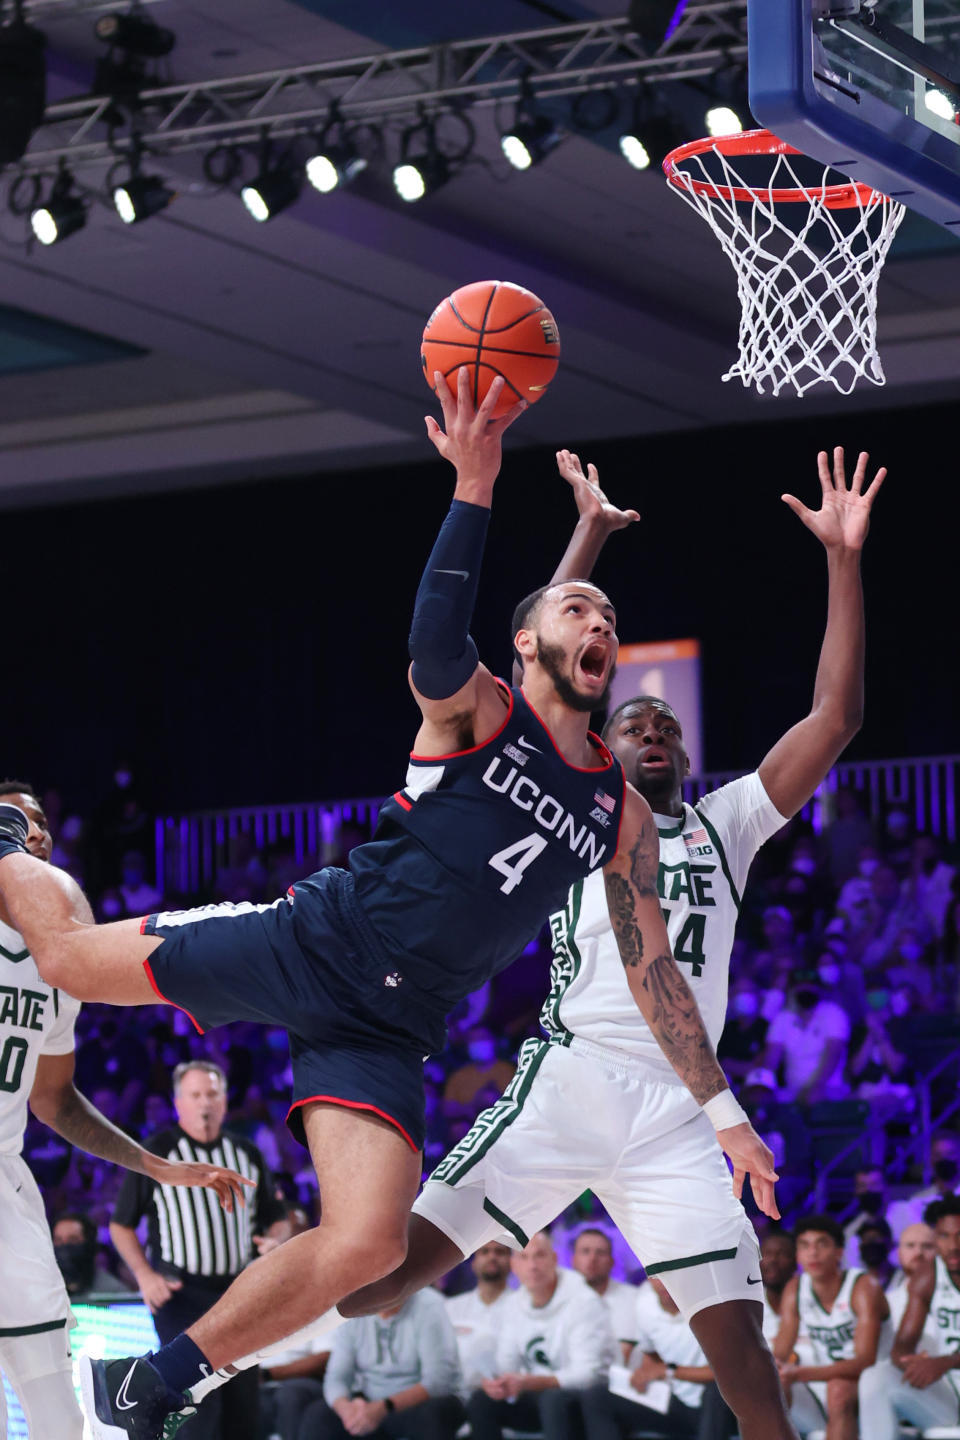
[748,0,960,229]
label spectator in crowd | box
[858,864,931,973]
[761,971,851,1106]
[571,1229,638,1362]
[773,1214,889,1440]
[739,1070,811,1216]
[580,1278,711,1440]
[445,1242,514,1397]
[904,835,955,939]
[824,789,874,887]
[52,1212,132,1299]
[443,1028,515,1111]
[466,1230,613,1440]
[858,1196,960,1440]
[118,849,163,917]
[885,1221,937,1331]
[716,982,768,1083]
[846,991,911,1133]
[109,1060,285,1439]
[843,1168,892,1268]
[261,1332,331,1440]
[855,1218,895,1289]
[698,1228,799,1440]
[887,1131,960,1238]
[308,1290,464,1440]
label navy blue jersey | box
[343,683,625,1036]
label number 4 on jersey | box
[669,911,707,977]
[489,834,548,894]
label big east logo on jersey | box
[482,756,608,868]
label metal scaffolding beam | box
[14,6,749,173]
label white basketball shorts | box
[414,1037,760,1320]
[0,1154,75,1339]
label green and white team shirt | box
[798,1269,865,1365]
[0,915,80,1154]
[930,1256,960,1397]
[541,773,787,1069]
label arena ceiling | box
[1,0,959,508]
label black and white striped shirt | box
[112,1126,283,1289]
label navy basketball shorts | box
[140,871,426,1152]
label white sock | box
[186,1306,345,1404]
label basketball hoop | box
[663,129,906,397]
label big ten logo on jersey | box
[658,860,716,977]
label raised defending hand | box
[556,449,640,533]
[146,1153,255,1213]
[781,447,886,552]
[425,367,527,494]
[716,1120,781,1220]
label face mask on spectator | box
[731,992,759,1019]
[934,1158,959,1183]
[859,858,880,876]
[818,962,841,985]
[857,1190,885,1214]
[793,987,819,1011]
[859,1239,890,1267]
[898,940,924,962]
[54,1242,96,1291]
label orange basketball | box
[421,280,560,418]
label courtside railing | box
[155,753,960,898]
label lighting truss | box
[15,7,752,175]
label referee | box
[110,1060,285,1438]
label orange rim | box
[662,128,882,210]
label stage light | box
[94,12,175,57]
[0,17,47,165]
[619,94,686,170]
[31,171,85,245]
[113,173,174,224]
[925,88,957,122]
[393,150,450,202]
[705,104,743,137]
[241,164,300,221]
[305,105,370,194]
[501,113,563,170]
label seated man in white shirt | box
[571,1229,638,1363]
[305,1290,464,1440]
[761,973,851,1106]
[581,1278,711,1440]
[466,1231,613,1440]
[446,1241,514,1397]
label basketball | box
[421,280,561,418]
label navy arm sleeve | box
[408,498,490,700]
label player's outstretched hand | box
[716,1120,781,1220]
[781,446,886,553]
[146,1154,255,1212]
[556,449,640,533]
[425,367,527,489]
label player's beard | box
[537,638,614,714]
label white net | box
[665,141,906,396]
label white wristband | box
[702,1089,749,1132]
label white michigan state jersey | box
[930,1254,960,1391]
[799,1269,863,1365]
[541,773,786,1070]
[0,916,80,1154]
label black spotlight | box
[94,12,175,57]
[501,101,562,171]
[0,17,47,165]
[31,170,85,246]
[619,93,687,170]
[114,172,174,224]
[241,164,301,222]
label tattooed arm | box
[30,1051,252,1211]
[604,784,781,1217]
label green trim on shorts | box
[540,879,584,1045]
[693,807,741,913]
[431,1038,550,1186]
[797,1382,827,1420]
[482,1197,529,1249]
[0,1317,67,1337]
[645,1246,738,1276]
